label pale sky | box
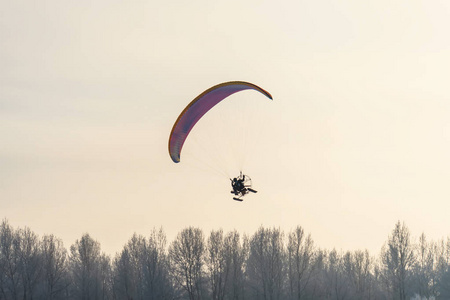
[2,0,450,255]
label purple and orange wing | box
[168,81,272,163]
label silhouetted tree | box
[307,249,327,299]
[435,237,450,299]
[286,226,315,300]
[207,229,228,300]
[223,231,248,300]
[323,249,351,300]
[69,233,110,300]
[40,234,69,300]
[113,229,173,300]
[0,220,22,300]
[343,250,375,299]
[437,268,450,299]
[113,247,133,299]
[17,227,42,300]
[246,227,285,300]
[113,234,145,299]
[142,228,173,300]
[380,221,415,300]
[169,227,205,300]
[410,233,437,298]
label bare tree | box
[343,250,374,299]
[322,249,351,300]
[246,227,285,300]
[380,221,415,300]
[17,227,42,300]
[301,248,326,300]
[286,226,315,300]
[169,227,205,300]
[0,220,22,300]
[410,233,436,298]
[113,229,173,300]
[40,234,69,300]
[438,269,450,299]
[206,229,229,300]
[69,233,110,300]
[113,234,146,300]
[99,254,112,300]
[113,247,133,299]
[126,234,146,299]
[142,228,173,300]
[223,231,248,300]
[435,237,450,298]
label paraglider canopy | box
[168,81,272,163]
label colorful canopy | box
[168,81,272,163]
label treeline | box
[0,220,450,300]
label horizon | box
[0,217,446,257]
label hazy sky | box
[2,0,450,255]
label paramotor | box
[168,81,272,201]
